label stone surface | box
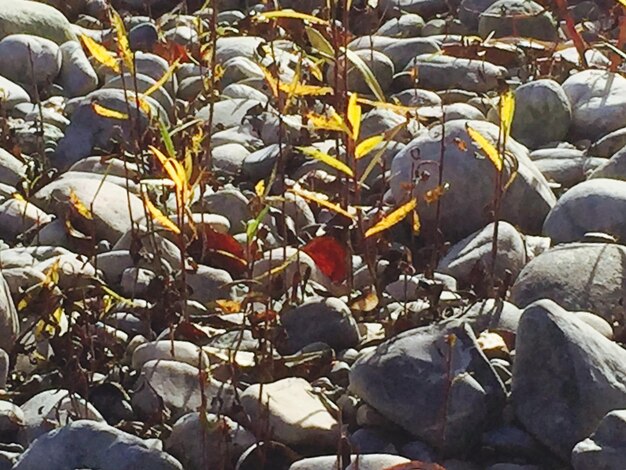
[349,321,505,455]
[512,299,626,460]
[572,410,626,470]
[58,40,98,97]
[479,0,558,41]
[241,377,340,449]
[289,454,411,470]
[390,119,555,241]
[0,34,61,88]
[0,1,75,44]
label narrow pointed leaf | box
[297,146,354,177]
[499,89,515,139]
[80,34,119,72]
[158,120,175,158]
[365,199,417,238]
[344,48,385,101]
[356,135,384,159]
[69,189,93,220]
[143,60,180,98]
[466,125,503,172]
[143,194,181,234]
[110,9,134,72]
[307,112,351,135]
[347,93,362,140]
[92,103,128,120]
[256,9,329,25]
[305,26,335,57]
[289,188,356,220]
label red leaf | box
[175,321,209,343]
[301,236,348,283]
[188,227,247,277]
[153,40,190,63]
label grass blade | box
[466,124,502,172]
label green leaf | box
[159,120,175,158]
[343,48,385,102]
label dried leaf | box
[110,9,133,72]
[92,102,128,120]
[256,9,329,25]
[466,124,502,172]
[424,184,448,204]
[69,189,92,220]
[215,299,242,314]
[348,289,379,312]
[188,227,247,277]
[142,194,181,234]
[347,93,362,140]
[355,134,384,159]
[412,209,421,234]
[297,146,354,177]
[499,89,515,139]
[80,34,119,72]
[143,60,179,98]
[289,187,356,220]
[365,199,417,238]
[302,236,348,283]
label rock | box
[0,76,30,110]
[0,273,18,353]
[530,148,605,188]
[19,389,104,444]
[459,299,522,336]
[132,359,235,421]
[482,425,544,461]
[196,98,264,133]
[349,427,398,454]
[0,400,24,435]
[166,412,255,470]
[510,79,571,149]
[58,40,98,97]
[349,322,506,455]
[348,36,441,71]
[512,299,626,460]
[0,198,51,242]
[328,50,394,94]
[289,454,411,470]
[543,179,626,243]
[478,0,557,41]
[12,420,182,470]
[131,340,209,370]
[404,54,505,93]
[185,265,234,304]
[241,377,340,448]
[572,410,626,470]
[589,127,626,158]
[380,0,448,17]
[390,120,555,241]
[459,0,499,30]
[391,88,442,107]
[33,175,145,244]
[0,1,75,44]
[0,148,27,187]
[53,89,153,169]
[0,34,61,88]
[129,22,159,51]
[437,221,526,285]
[375,14,425,37]
[0,349,7,389]
[511,243,626,328]
[589,144,626,180]
[563,70,626,141]
[280,298,361,354]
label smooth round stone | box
[478,0,558,41]
[375,13,425,37]
[129,22,158,51]
[0,34,61,87]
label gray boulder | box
[289,454,411,470]
[563,70,626,141]
[390,119,555,241]
[0,1,75,44]
[348,36,440,72]
[12,420,182,470]
[589,144,626,180]
[375,14,425,37]
[58,40,98,97]
[572,410,626,470]
[543,179,626,243]
[512,300,626,460]
[349,322,506,455]
[511,79,571,149]
[478,0,557,41]
[0,34,61,88]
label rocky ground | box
[0,0,624,469]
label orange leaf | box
[188,226,247,277]
[302,236,348,283]
[142,194,181,234]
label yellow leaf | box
[215,299,242,313]
[80,34,119,72]
[35,306,68,340]
[307,111,351,135]
[288,83,333,96]
[142,193,181,234]
[110,9,134,72]
[617,0,626,7]
[466,125,503,172]
[347,93,361,141]
[305,26,335,57]
[255,180,266,198]
[356,135,384,159]
[12,192,26,203]
[255,9,329,25]
[69,189,92,220]
[412,209,421,234]
[365,199,417,238]
[92,102,128,120]
[297,147,354,177]
[289,187,356,220]
[499,89,515,139]
[261,66,279,98]
[43,259,61,288]
[356,97,419,117]
[143,60,180,98]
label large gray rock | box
[572,410,626,470]
[512,300,626,460]
[327,50,394,94]
[478,0,558,41]
[348,36,441,72]
[0,198,51,242]
[511,243,626,328]
[530,148,605,188]
[0,34,61,88]
[12,420,182,470]
[349,322,506,455]
[404,54,506,93]
[511,79,571,149]
[589,144,626,180]
[58,40,98,97]
[0,1,75,44]
[437,221,526,285]
[166,412,255,470]
[563,70,626,141]
[33,175,145,244]
[543,179,626,243]
[280,297,361,354]
[390,120,556,241]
